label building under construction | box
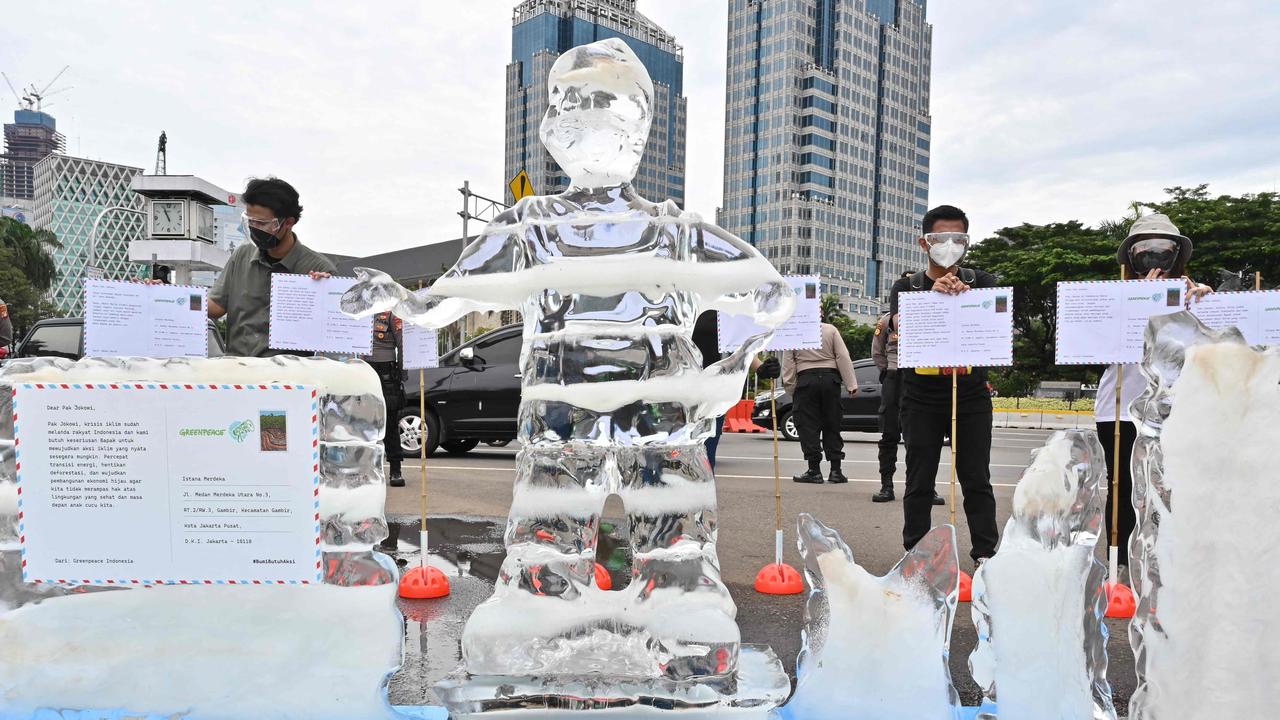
[1,109,65,201]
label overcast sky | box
[3,1,1277,257]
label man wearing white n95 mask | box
[888,204,1000,567]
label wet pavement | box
[382,515,1137,715]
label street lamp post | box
[88,206,146,280]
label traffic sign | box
[509,171,535,202]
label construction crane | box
[1,65,72,112]
[155,131,167,175]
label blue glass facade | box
[506,1,686,206]
[721,0,932,322]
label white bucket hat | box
[1116,213,1192,270]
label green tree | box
[965,221,1117,393]
[964,185,1280,394]
[0,246,63,344]
[0,217,62,292]
[1139,185,1280,286]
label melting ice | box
[779,514,960,720]
[969,430,1115,720]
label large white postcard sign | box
[1190,290,1280,346]
[84,279,208,358]
[1055,279,1186,365]
[269,274,374,354]
[718,275,823,352]
[14,384,321,584]
[896,287,1015,369]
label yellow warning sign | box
[509,171,535,202]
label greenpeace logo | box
[179,428,225,437]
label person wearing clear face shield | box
[888,205,1000,566]
[1099,213,1211,571]
[208,177,335,357]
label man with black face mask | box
[888,204,1000,567]
[209,177,335,357]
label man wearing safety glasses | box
[887,204,1001,566]
[209,177,335,357]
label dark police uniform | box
[889,269,1000,562]
[871,313,901,492]
[365,312,405,480]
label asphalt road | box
[386,428,1136,714]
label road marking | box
[399,464,1018,488]
[714,455,1030,469]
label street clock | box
[148,198,216,243]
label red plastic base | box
[595,562,614,591]
[399,565,451,599]
[754,562,805,595]
[1105,581,1136,618]
[958,571,973,603]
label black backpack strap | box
[959,267,976,284]
[910,271,927,290]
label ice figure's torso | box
[431,190,783,445]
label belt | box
[915,366,971,376]
[799,367,839,375]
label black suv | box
[398,325,522,457]
[751,358,883,440]
[8,316,226,361]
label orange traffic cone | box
[755,561,804,595]
[1105,581,1136,618]
[958,570,973,603]
[594,562,613,591]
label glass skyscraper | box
[720,0,932,321]
[33,154,147,314]
[506,0,687,206]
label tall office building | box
[506,0,687,206]
[721,0,932,321]
[2,109,66,202]
[33,154,147,314]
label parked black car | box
[398,324,522,457]
[751,358,883,440]
[8,316,226,361]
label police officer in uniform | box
[872,306,944,505]
[783,317,857,484]
[366,311,406,487]
[889,205,999,565]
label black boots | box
[872,485,895,502]
[794,463,847,485]
[933,492,945,506]
[792,465,824,484]
[389,467,405,488]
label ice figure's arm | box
[340,211,529,328]
[691,220,796,326]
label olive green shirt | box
[210,236,336,358]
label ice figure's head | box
[540,39,653,188]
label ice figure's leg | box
[956,407,999,562]
[620,444,740,681]
[461,442,614,676]
[902,402,946,551]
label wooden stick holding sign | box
[397,288,449,599]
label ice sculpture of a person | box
[342,38,793,683]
